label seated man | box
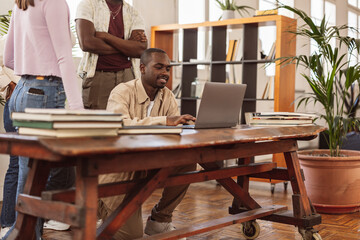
[99,48,196,239]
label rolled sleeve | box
[130,8,145,31]
[75,0,94,23]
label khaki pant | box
[82,68,134,109]
[98,164,196,239]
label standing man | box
[76,0,147,109]
[100,48,196,239]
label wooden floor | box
[6,181,360,239]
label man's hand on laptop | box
[167,115,196,126]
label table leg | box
[284,151,321,240]
[97,167,174,239]
[283,151,313,217]
[72,159,98,240]
[230,157,251,213]
[8,159,51,240]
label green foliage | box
[278,4,360,156]
[0,11,11,36]
[214,0,253,18]
[0,95,5,106]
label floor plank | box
[3,181,360,239]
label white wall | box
[133,0,177,40]
[0,0,13,15]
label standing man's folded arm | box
[76,19,119,55]
[96,29,148,58]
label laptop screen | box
[193,82,247,129]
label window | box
[348,0,360,8]
[311,0,336,26]
[348,11,360,65]
[310,0,336,55]
[258,0,294,76]
[348,1,360,39]
[347,0,360,65]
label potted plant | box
[214,0,253,20]
[279,4,360,214]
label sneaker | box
[0,227,11,238]
[144,218,185,239]
[43,220,70,231]
[96,219,103,228]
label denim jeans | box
[0,101,19,228]
[4,76,76,240]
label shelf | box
[152,16,297,181]
[177,97,200,100]
[177,97,274,101]
[244,98,275,101]
[182,61,211,66]
[212,59,274,64]
[170,59,274,66]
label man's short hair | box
[140,48,167,65]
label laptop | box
[183,82,247,129]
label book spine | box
[12,120,53,129]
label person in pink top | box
[3,0,83,238]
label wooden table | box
[0,125,325,240]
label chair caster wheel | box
[299,227,322,240]
[240,220,260,239]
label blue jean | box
[4,76,76,240]
[0,101,19,228]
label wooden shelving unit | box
[151,15,297,188]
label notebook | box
[183,82,247,129]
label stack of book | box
[245,112,317,126]
[12,108,124,138]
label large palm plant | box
[279,4,360,156]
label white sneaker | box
[144,218,185,239]
[43,220,70,231]
[96,219,103,228]
[0,227,11,238]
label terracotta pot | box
[298,149,360,214]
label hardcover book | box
[245,112,316,125]
[18,127,118,138]
[13,120,123,129]
[12,108,123,122]
[118,125,182,134]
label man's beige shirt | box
[107,78,179,126]
[101,79,179,211]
